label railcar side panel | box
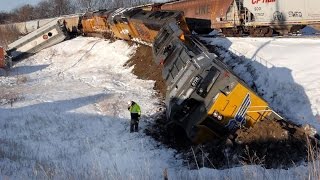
[161,0,234,29]
[81,10,113,36]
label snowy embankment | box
[0,36,317,179]
[203,37,320,131]
[0,37,181,179]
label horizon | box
[0,0,42,12]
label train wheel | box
[249,28,257,37]
[265,27,273,37]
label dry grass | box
[306,136,320,180]
[0,25,21,48]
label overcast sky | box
[0,0,42,12]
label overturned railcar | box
[7,19,68,60]
[108,8,190,45]
[153,23,283,143]
[81,10,114,38]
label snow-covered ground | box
[0,36,318,179]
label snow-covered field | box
[0,36,319,179]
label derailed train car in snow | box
[108,8,189,44]
[7,19,68,60]
[153,23,283,143]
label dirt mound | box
[145,112,318,169]
[125,44,166,96]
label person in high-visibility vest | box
[127,101,141,133]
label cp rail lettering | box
[252,0,276,4]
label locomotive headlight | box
[217,115,224,121]
[213,111,219,118]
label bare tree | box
[76,0,99,11]
[13,4,35,22]
[34,0,54,19]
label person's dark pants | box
[130,118,139,133]
[130,113,140,133]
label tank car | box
[153,22,283,143]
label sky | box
[0,0,42,12]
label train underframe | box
[220,24,306,37]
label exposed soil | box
[125,44,167,96]
[126,41,320,170]
[144,111,319,169]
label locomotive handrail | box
[228,46,275,68]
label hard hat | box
[127,101,132,106]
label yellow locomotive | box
[153,22,283,143]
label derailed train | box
[1,7,306,143]
[152,23,283,142]
[78,7,286,142]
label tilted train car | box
[161,0,320,36]
[108,8,190,45]
[81,10,114,38]
[153,22,283,143]
[0,18,57,36]
[7,19,68,60]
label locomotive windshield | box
[196,66,220,98]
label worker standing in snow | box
[127,101,141,133]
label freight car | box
[153,22,283,142]
[160,0,320,36]
[81,9,114,38]
[0,18,57,36]
[7,18,68,60]
[108,8,190,44]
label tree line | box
[0,0,153,24]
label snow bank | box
[0,37,182,179]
